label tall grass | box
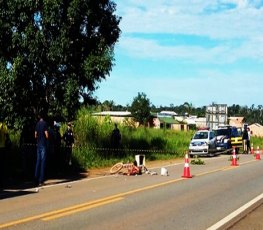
[71,108,194,170]
[250,136,263,151]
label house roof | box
[158,111,177,116]
[249,123,263,128]
[92,111,132,117]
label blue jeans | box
[35,144,47,184]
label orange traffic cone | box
[231,147,239,166]
[182,153,192,178]
[250,143,254,155]
[255,146,261,160]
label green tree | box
[101,100,115,111]
[228,104,241,116]
[183,102,193,116]
[0,0,121,126]
[130,92,151,126]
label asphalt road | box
[1,154,263,230]
[227,201,263,230]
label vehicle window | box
[193,132,208,139]
[210,132,215,139]
[231,128,240,137]
[214,129,230,136]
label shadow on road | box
[0,170,88,200]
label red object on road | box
[255,146,261,160]
[231,147,239,166]
[182,153,192,178]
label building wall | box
[206,104,228,129]
[248,123,263,137]
[228,117,244,128]
[172,124,188,131]
[195,118,207,129]
[153,118,188,131]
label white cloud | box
[119,36,263,63]
[117,0,263,38]
[95,1,263,107]
[114,0,263,63]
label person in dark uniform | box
[34,113,49,186]
[242,128,249,154]
[63,122,74,166]
[111,123,121,149]
[0,121,8,189]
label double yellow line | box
[0,196,124,228]
[0,159,257,228]
[0,178,184,228]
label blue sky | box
[94,0,263,108]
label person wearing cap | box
[63,122,74,166]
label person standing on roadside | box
[63,122,74,166]
[0,121,8,189]
[53,122,62,173]
[247,127,251,154]
[242,128,249,154]
[34,113,49,186]
[111,123,121,149]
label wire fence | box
[19,143,179,174]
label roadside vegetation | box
[60,107,194,170]
[8,107,194,175]
[6,107,263,182]
[249,136,263,152]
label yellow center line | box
[239,159,257,165]
[42,197,124,221]
[0,197,120,228]
[195,168,226,176]
[0,158,259,228]
[222,159,257,171]
[222,166,239,171]
[0,178,185,228]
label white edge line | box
[207,193,263,230]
